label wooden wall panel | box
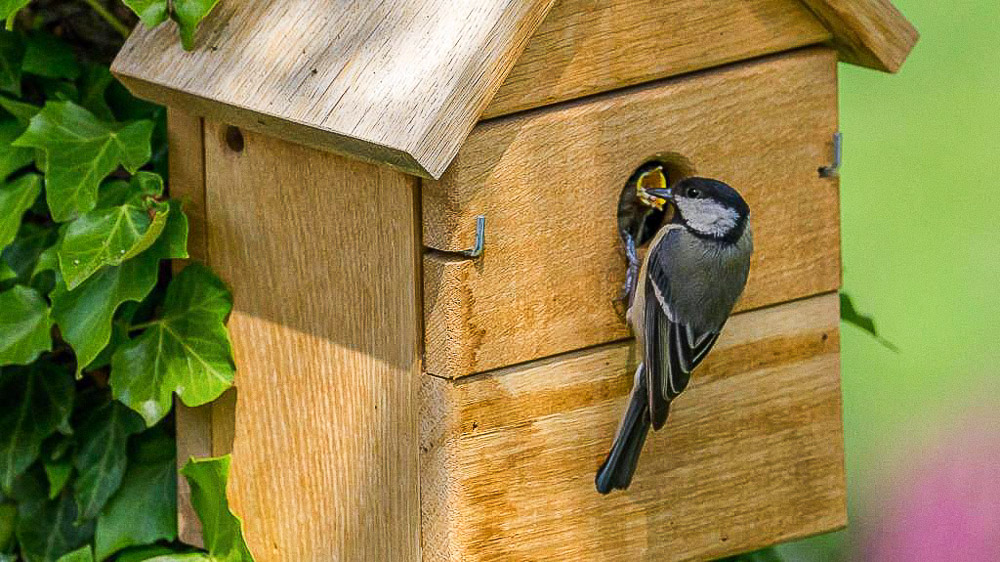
[424,48,840,378]
[421,293,846,561]
[202,122,422,561]
[167,109,211,546]
[483,0,831,118]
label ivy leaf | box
[16,492,94,562]
[0,1,28,31]
[30,241,58,280]
[43,457,72,500]
[1,222,58,284]
[13,101,154,222]
[116,546,195,562]
[56,546,93,562]
[0,285,52,366]
[0,173,40,251]
[106,82,160,124]
[58,195,170,290]
[72,401,145,521]
[105,85,167,177]
[84,311,130,374]
[38,77,80,106]
[51,202,187,377]
[111,263,233,426]
[181,456,253,561]
[0,362,74,493]
[0,499,14,553]
[22,33,80,80]
[0,118,32,181]
[0,261,12,282]
[122,0,169,28]
[172,0,221,50]
[6,464,45,505]
[78,65,115,122]
[0,30,22,96]
[94,430,176,561]
[0,94,40,125]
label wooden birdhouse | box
[111,1,917,560]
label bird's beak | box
[645,188,673,201]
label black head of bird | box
[644,176,750,243]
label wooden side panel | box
[203,122,422,561]
[424,48,840,378]
[167,109,210,546]
[421,293,846,562]
[113,0,556,179]
[483,0,831,118]
[168,109,207,263]
[799,0,918,72]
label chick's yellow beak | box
[636,166,669,210]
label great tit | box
[596,172,753,494]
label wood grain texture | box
[421,293,845,562]
[167,109,210,547]
[424,48,840,378]
[799,0,918,72]
[202,122,422,561]
[482,0,831,119]
[112,0,556,179]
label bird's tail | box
[595,363,662,494]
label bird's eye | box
[686,187,702,198]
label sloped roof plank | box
[800,0,918,72]
[112,0,556,179]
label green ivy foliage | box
[1,2,221,51]
[120,0,221,50]
[0,29,249,561]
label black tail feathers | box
[595,370,665,494]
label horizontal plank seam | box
[423,290,841,380]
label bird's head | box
[641,175,750,242]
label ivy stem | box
[81,0,131,39]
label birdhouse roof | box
[111,0,916,180]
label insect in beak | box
[635,166,672,210]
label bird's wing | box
[643,270,721,431]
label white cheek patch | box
[675,198,739,237]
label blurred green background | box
[779,1,1000,559]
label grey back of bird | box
[630,225,753,344]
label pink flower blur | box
[865,417,1000,561]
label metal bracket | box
[819,132,843,178]
[426,215,486,259]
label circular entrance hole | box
[225,125,245,153]
[616,152,695,248]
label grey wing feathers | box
[640,226,750,431]
[643,273,722,432]
[643,280,671,430]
